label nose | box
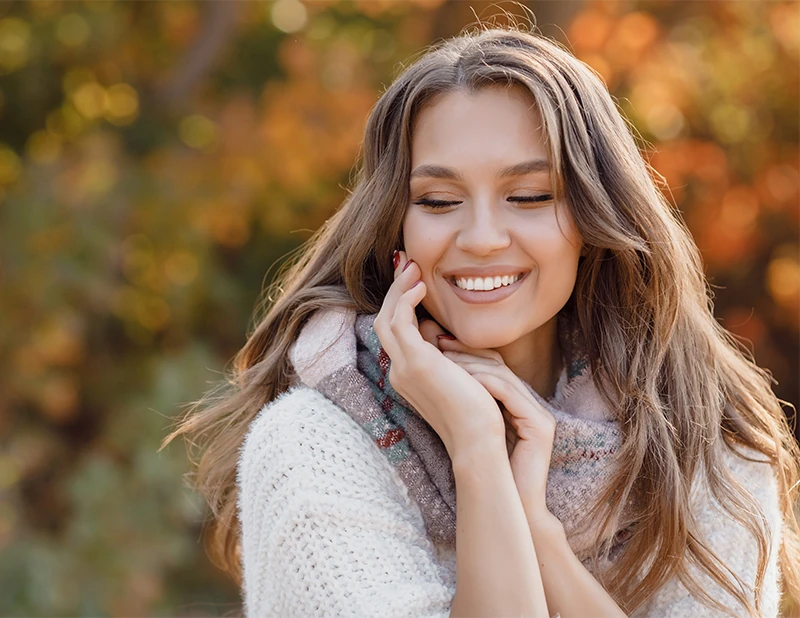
[454,202,511,256]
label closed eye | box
[412,194,554,209]
[508,195,553,203]
[411,198,459,208]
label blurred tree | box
[0,0,795,615]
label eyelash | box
[412,195,554,209]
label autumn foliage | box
[0,1,796,615]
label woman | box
[164,24,800,617]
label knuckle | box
[480,372,504,391]
[487,373,505,389]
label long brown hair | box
[162,22,800,616]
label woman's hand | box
[436,337,556,513]
[372,250,506,457]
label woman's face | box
[403,84,584,351]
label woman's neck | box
[493,314,563,399]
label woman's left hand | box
[435,334,556,514]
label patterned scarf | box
[288,302,633,562]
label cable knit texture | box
[236,308,784,617]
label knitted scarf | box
[288,303,633,562]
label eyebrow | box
[409,159,550,181]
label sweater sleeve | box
[236,386,456,618]
[632,446,784,618]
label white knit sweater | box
[236,385,784,618]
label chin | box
[449,326,521,350]
[459,335,512,350]
[427,306,528,349]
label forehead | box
[410,85,548,168]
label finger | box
[506,422,518,454]
[390,278,428,354]
[470,371,555,436]
[501,404,515,428]
[393,250,412,282]
[375,256,422,360]
[436,336,504,363]
[441,352,531,401]
[505,426,516,456]
[503,405,521,441]
[450,362,555,435]
[441,349,503,366]
[387,254,421,304]
[419,318,448,348]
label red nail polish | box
[411,279,422,288]
[402,259,415,272]
[437,334,456,340]
[392,250,399,270]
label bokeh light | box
[0,1,797,616]
[0,17,31,74]
[55,13,90,47]
[178,114,218,151]
[270,0,309,34]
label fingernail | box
[411,279,422,288]
[437,334,456,340]
[402,259,415,272]
[392,250,400,270]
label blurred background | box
[0,0,797,616]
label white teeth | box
[454,273,522,291]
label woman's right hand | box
[372,250,506,457]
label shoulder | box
[237,384,416,510]
[239,385,360,471]
[235,385,456,617]
[692,443,783,546]
[695,443,783,582]
[633,443,784,618]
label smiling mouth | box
[444,271,530,305]
[448,273,525,291]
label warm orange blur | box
[0,1,796,615]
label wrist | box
[447,433,508,474]
[523,503,564,538]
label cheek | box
[402,212,446,264]
[523,211,582,259]
[401,212,420,251]
[534,238,582,295]
[554,205,583,251]
[516,223,574,258]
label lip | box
[446,271,529,305]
